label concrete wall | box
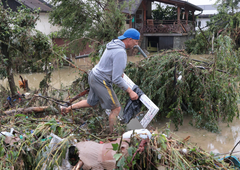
[142,34,195,51]
[173,35,194,49]
[35,13,60,35]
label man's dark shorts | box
[87,71,120,110]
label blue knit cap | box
[118,28,140,40]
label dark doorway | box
[159,36,173,50]
[147,36,158,52]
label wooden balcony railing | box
[141,20,195,34]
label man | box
[61,28,140,133]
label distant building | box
[2,0,60,35]
[120,0,203,52]
[195,4,217,30]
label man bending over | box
[61,28,140,133]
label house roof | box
[119,0,143,14]
[156,0,202,11]
[120,0,202,14]
[20,0,52,12]
[197,4,218,10]
[198,14,215,18]
[2,0,52,12]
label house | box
[1,0,95,57]
[1,0,60,35]
[120,0,203,51]
[195,4,217,30]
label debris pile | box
[0,51,238,169]
[0,112,234,169]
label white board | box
[122,73,159,129]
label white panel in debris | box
[123,73,159,129]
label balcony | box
[141,20,195,34]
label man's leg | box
[61,100,92,114]
[109,106,121,133]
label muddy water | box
[154,116,240,155]
[0,56,142,90]
[1,54,240,155]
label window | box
[198,21,201,27]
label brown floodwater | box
[1,54,240,155]
[154,115,240,155]
[0,56,142,90]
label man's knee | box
[113,106,121,112]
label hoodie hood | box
[106,39,125,50]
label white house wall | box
[35,13,60,35]
[196,18,209,30]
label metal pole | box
[134,45,148,58]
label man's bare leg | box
[61,100,92,114]
[109,107,121,133]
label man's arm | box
[126,87,138,100]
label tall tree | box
[0,3,55,96]
[216,0,240,14]
[49,0,134,61]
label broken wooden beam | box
[3,106,49,115]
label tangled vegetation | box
[115,49,239,133]
[0,84,234,169]
[0,46,239,168]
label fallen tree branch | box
[69,89,89,104]
[34,94,70,106]
[4,106,49,115]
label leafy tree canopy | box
[49,0,134,61]
[185,0,240,54]
[152,3,193,21]
[0,3,59,95]
[152,4,178,20]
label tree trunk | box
[7,66,17,96]
[2,39,17,96]
[4,106,49,115]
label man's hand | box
[126,87,138,100]
[60,106,69,116]
[129,91,138,100]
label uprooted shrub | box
[115,49,239,133]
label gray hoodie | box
[92,39,129,91]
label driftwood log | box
[69,89,89,104]
[3,106,49,115]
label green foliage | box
[116,50,239,132]
[0,117,74,169]
[188,0,240,53]
[185,30,212,54]
[214,35,240,75]
[49,0,133,62]
[113,132,232,170]
[215,0,240,14]
[0,2,62,95]
[152,4,178,20]
[185,0,240,54]
[152,3,193,21]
